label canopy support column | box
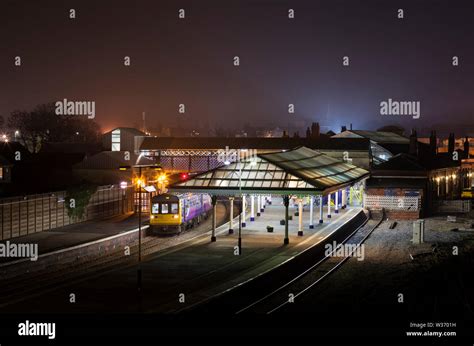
[241,195,246,227]
[283,195,289,245]
[257,195,261,216]
[309,196,314,229]
[327,193,332,218]
[342,187,347,209]
[319,195,323,223]
[250,195,255,221]
[298,199,303,236]
[229,197,234,234]
[335,190,339,214]
[211,195,217,242]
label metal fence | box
[434,200,471,213]
[0,185,134,241]
[364,195,420,211]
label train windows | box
[152,203,159,214]
[171,203,179,214]
[161,203,169,214]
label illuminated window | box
[171,203,179,214]
[111,129,121,151]
[0,167,3,179]
[161,203,169,214]
[152,203,159,214]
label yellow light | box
[173,214,179,219]
[157,173,167,184]
[135,178,145,188]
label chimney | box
[350,123,353,130]
[464,137,470,158]
[448,132,455,154]
[310,122,320,139]
[409,129,418,156]
[306,127,311,138]
[341,125,347,133]
[429,130,437,156]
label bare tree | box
[8,103,101,153]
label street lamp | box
[119,162,162,306]
[238,159,242,255]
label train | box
[149,193,213,235]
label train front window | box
[171,203,179,214]
[161,203,169,214]
[152,203,159,214]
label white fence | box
[435,200,471,213]
[364,195,420,211]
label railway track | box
[235,210,385,314]
[0,203,234,309]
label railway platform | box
[2,198,365,313]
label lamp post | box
[119,162,162,307]
[238,160,242,255]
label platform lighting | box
[118,162,160,304]
[157,173,168,184]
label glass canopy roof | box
[169,147,369,195]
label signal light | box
[181,173,189,180]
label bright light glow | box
[224,160,230,165]
[173,214,179,219]
[120,181,127,189]
[135,178,145,188]
[157,173,168,184]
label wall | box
[0,185,134,241]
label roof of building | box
[74,151,140,170]
[40,142,101,154]
[140,136,370,151]
[169,146,369,196]
[0,154,11,166]
[371,153,427,178]
[103,127,146,136]
[375,153,426,172]
[0,142,31,163]
[332,130,410,144]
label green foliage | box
[65,183,97,221]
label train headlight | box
[150,215,155,219]
[173,214,179,219]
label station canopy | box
[169,147,369,196]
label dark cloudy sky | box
[1,0,473,134]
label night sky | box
[1,0,473,134]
